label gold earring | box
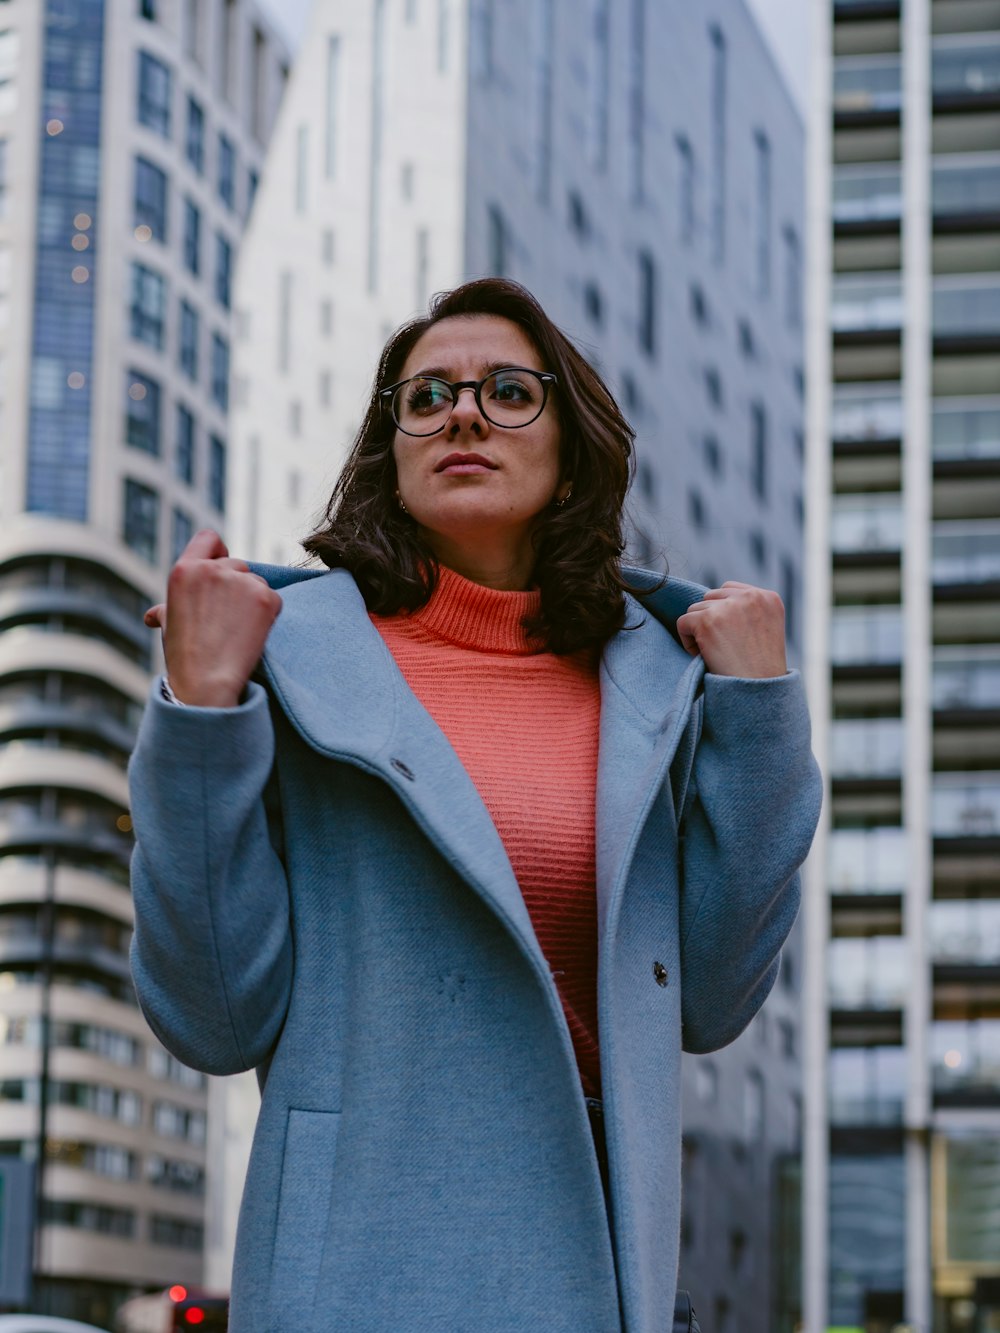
[396,491,409,515]
[555,488,572,509]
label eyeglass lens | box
[393,369,547,435]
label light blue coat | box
[128,565,821,1332]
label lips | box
[434,452,498,473]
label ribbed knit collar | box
[407,565,544,655]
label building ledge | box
[933,834,1000,855]
[833,0,901,21]
[933,456,1000,478]
[833,217,902,240]
[934,210,1000,236]
[832,435,902,456]
[934,333,1000,356]
[831,662,903,680]
[934,706,1000,726]
[834,107,902,131]
[833,327,903,348]
[830,1125,905,1153]
[934,1089,1000,1109]
[933,579,1000,601]
[934,91,1000,117]
[832,550,902,568]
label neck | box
[420,529,535,591]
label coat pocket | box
[270,1109,341,1316]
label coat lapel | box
[253,567,549,976]
[595,582,707,944]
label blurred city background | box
[0,0,998,1330]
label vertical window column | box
[709,24,727,266]
[754,130,771,297]
[628,0,646,203]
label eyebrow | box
[408,361,533,380]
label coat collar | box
[250,563,705,969]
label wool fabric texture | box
[371,566,603,1097]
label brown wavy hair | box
[302,278,639,655]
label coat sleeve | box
[678,669,822,1054]
[128,681,293,1075]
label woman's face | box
[391,315,566,574]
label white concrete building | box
[230,2,808,1328]
[0,0,286,1322]
[803,1,1000,1329]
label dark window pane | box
[185,95,204,173]
[124,370,161,455]
[178,300,199,381]
[210,333,229,411]
[123,478,159,563]
[638,249,656,355]
[137,51,172,138]
[133,156,168,241]
[175,404,195,483]
[129,262,167,348]
[183,198,200,275]
[215,233,232,309]
[751,401,768,501]
[171,508,194,563]
[209,435,226,513]
[217,133,236,208]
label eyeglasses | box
[381,367,558,437]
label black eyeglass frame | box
[380,367,558,437]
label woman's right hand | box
[143,529,283,707]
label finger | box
[213,557,251,574]
[683,599,714,613]
[144,603,165,629]
[182,529,229,561]
[677,630,700,656]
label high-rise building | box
[0,0,287,1322]
[804,1,1000,1330]
[229,3,807,1328]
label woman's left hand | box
[675,581,788,678]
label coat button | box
[653,961,668,987]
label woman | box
[130,278,821,1332]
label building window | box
[220,0,237,103]
[368,0,387,292]
[690,283,709,327]
[406,0,417,20]
[416,227,430,310]
[175,404,195,483]
[150,1215,204,1251]
[705,367,723,409]
[247,168,259,214]
[209,434,226,513]
[123,478,159,563]
[535,0,554,203]
[171,508,193,563]
[784,225,802,329]
[129,262,167,348]
[140,0,157,19]
[319,370,332,407]
[210,332,229,411]
[322,228,335,265]
[250,27,267,142]
[184,0,201,61]
[628,0,646,202]
[583,282,603,328]
[487,203,507,277]
[744,1069,765,1140]
[182,198,200,275]
[289,400,302,436]
[750,529,767,569]
[0,139,8,219]
[325,36,341,178]
[137,51,172,138]
[133,156,168,241]
[703,434,722,476]
[738,318,756,358]
[185,95,204,173]
[215,233,232,309]
[295,124,308,214]
[750,401,768,501]
[709,24,727,265]
[695,1060,717,1104]
[568,190,589,239]
[319,298,333,337]
[638,250,656,356]
[217,133,236,209]
[125,371,161,454]
[474,0,494,79]
[754,130,771,297]
[589,0,610,171]
[675,134,695,244]
[178,299,199,380]
[689,488,706,531]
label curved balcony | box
[0,588,151,671]
[0,814,131,869]
[0,705,136,761]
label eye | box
[488,371,537,404]
[405,378,452,414]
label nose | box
[446,385,488,438]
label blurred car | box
[0,1318,110,1333]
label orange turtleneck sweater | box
[370,567,603,1098]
